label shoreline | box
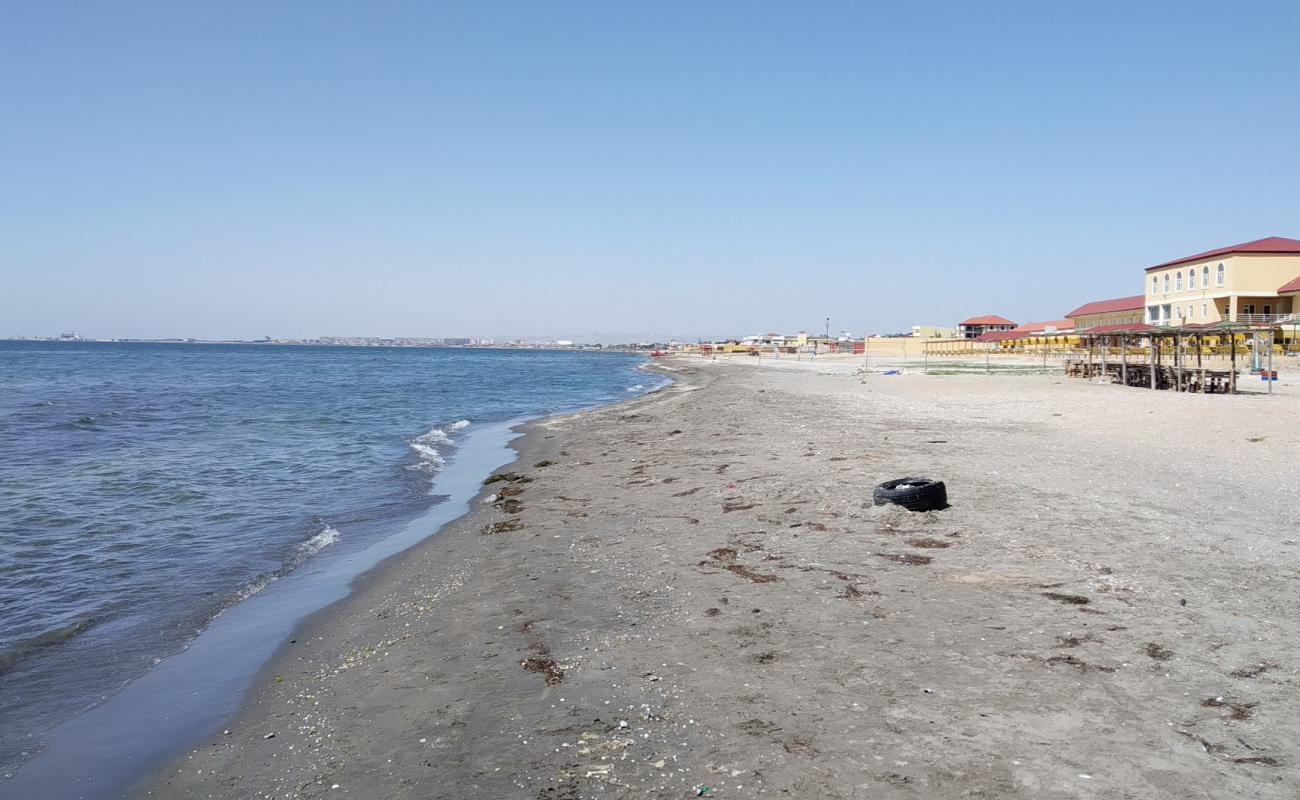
[212,360,682,741]
[135,359,1299,798]
[132,363,695,798]
[4,364,673,800]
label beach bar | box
[1068,321,1283,394]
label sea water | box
[0,342,663,786]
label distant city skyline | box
[4,319,908,344]
[4,1,1299,340]
[3,328,855,345]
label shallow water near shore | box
[0,341,664,793]
[4,418,525,799]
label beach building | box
[969,320,1076,350]
[1144,236,1300,326]
[1008,319,1074,336]
[958,315,1016,339]
[742,331,809,348]
[1279,276,1300,306]
[1066,295,1146,331]
[912,325,959,338]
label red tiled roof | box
[1065,295,1146,319]
[974,331,1019,342]
[959,315,1015,326]
[1279,275,1300,294]
[1011,319,1074,335]
[1080,323,1155,335]
[1146,236,1300,272]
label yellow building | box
[911,325,959,338]
[1066,295,1145,330]
[1144,236,1300,325]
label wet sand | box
[140,358,1300,799]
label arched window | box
[1176,272,1183,291]
[1152,276,1158,294]
[1202,303,1208,319]
[1164,273,1170,293]
[1217,263,1225,286]
[1188,269,1196,290]
[1202,265,1210,286]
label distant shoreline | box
[1,338,659,354]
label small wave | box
[221,525,343,611]
[63,409,121,428]
[626,384,644,392]
[407,421,470,477]
[408,442,446,470]
[291,524,341,564]
[227,574,277,606]
[414,428,452,446]
[0,618,96,673]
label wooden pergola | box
[1069,321,1276,394]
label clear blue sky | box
[3,1,1299,341]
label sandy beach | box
[140,358,1300,799]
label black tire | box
[872,478,947,511]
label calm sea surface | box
[0,342,660,777]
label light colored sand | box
[140,359,1300,799]
[700,350,1300,392]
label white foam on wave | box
[414,428,453,446]
[406,420,471,494]
[227,574,276,606]
[407,420,470,474]
[219,524,344,615]
[626,384,644,392]
[295,524,342,561]
[408,442,447,468]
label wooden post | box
[1198,333,1205,393]
[1175,332,1183,392]
[1154,333,1160,389]
[1268,328,1274,395]
[1121,335,1128,385]
[1230,332,1237,393]
[1150,333,1157,390]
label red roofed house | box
[972,320,1074,346]
[1279,274,1300,301]
[1065,295,1145,331]
[1144,236,1300,326]
[958,315,1016,339]
[1009,319,1075,336]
